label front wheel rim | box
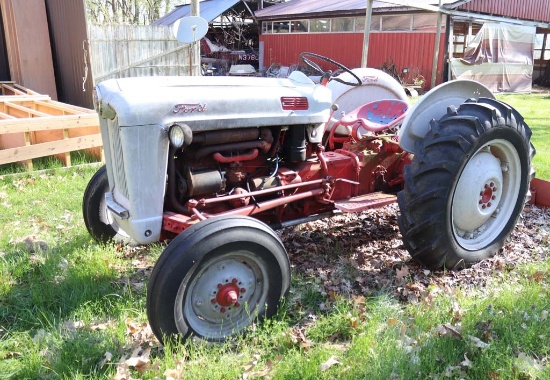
[452,139,521,250]
[177,251,269,339]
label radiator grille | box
[107,121,129,199]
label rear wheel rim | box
[451,139,521,250]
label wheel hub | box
[190,258,256,322]
[453,150,503,232]
[216,282,239,307]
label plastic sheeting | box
[450,23,536,93]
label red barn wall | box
[458,0,550,24]
[260,32,447,88]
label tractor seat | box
[340,99,408,132]
[328,99,408,148]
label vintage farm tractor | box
[83,53,535,343]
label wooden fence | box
[88,24,192,83]
[1,25,191,170]
[0,82,102,170]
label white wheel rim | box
[452,139,521,251]
[176,251,269,339]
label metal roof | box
[255,0,458,19]
[152,0,242,26]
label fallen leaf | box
[450,301,463,323]
[395,266,409,282]
[444,364,463,378]
[124,347,150,374]
[164,364,183,380]
[388,317,399,326]
[435,323,463,340]
[62,320,84,332]
[460,353,473,369]
[529,270,548,282]
[468,335,490,349]
[475,320,494,342]
[320,356,341,371]
[99,351,113,368]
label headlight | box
[169,123,192,148]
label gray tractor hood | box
[95,73,333,130]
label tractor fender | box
[398,79,494,154]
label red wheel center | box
[216,284,239,306]
[481,187,493,204]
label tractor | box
[83,53,535,343]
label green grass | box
[0,94,548,378]
[496,93,550,180]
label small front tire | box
[82,165,130,244]
[146,216,291,343]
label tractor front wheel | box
[82,165,131,244]
[146,216,291,343]
[398,98,535,269]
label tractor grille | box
[107,122,129,199]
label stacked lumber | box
[0,82,102,169]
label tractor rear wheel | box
[146,216,291,343]
[398,98,535,269]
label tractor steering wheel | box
[300,52,362,87]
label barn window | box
[381,15,412,31]
[262,21,273,34]
[355,15,381,32]
[311,19,331,32]
[454,34,466,53]
[412,14,445,31]
[273,21,290,33]
[332,17,354,32]
[291,20,309,33]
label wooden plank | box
[0,97,94,116]
[0,82,42,96]
[23,131,33,170]
[0,112,16,120]
[1,0,58,98]
[63,129,71,167]
[0,133,103,164]
[0,95,50,101]
[4,102,51,117]
[34,100,94,115]
[1,83,23,95]
[0,114,99,134]
[0,81,102,167]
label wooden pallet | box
[0,82,102,169]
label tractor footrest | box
[334,192,396,213]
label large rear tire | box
[146,216,291,343]
[82,165,130,243]
[398,98,535,269]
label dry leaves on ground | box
[279,204,550,307]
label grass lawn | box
[0,93,548,379]
[496,92,550,180]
